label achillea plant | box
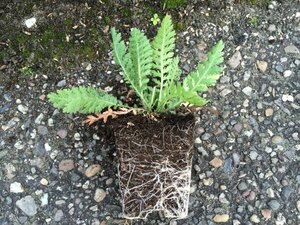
[48,15,224,121]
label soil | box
[108,114,195,219]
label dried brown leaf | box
[83,108,144,125]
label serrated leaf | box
[48,87,120,113]
[183,40,224,92]
[111,28,152,110]
[128,28,152,93]
[152,15,176,103]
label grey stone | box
[281,186,293,200]
[18,216,27,223]
[54,209,64,221]
[284,45,300,54]
[268,24,276,32]
[268,199,280,210]
[243,71,251,81]
[201,133,211,141]
[35,140,46,156]
[275,64,284,73]
[271,135,283,144]
[216,135,227,143]
[57,129,68,138]
[34,113,44,124]
[232,153,240,165]
[16,196,37,216]
[249,151,258,160]
[220,89,232,97]
[242,86,252,96]
[57,80,67,87]
[223,158,233,173]
[37,126,48,135]
[238,182,248,191]
[4,93,12,102]
[0,150,8,159]
[228,51,242,69]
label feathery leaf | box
[48,87,120,113]
[151,15,176,103]
[183,40,224,92]
[128,28,153,93]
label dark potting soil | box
[107,114,196,219]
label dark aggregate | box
[0,0,299,224]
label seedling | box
[20,66,34,77]
[150,13,160,26]
[48,15,224,121]
[249,16,259,26]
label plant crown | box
[48,15,224,114]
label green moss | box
[174,21,185,30]
[237,0,271,7]
[103,15,111,25]
[19,66,34,77]
[162,0,186,9]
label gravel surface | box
[1,0,299,225]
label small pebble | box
[56,80,66,87]
[85,164,101,178]
[242,86,252,96]
[268,199,280,211]
[250,214,260,223]
[203,178,214,186]
[213,214,230,223]
[54,210,64,222]
[59,159,75,172]
[261,209,272,220]
[16,196,37,216]
[265,108,273,117]
[209,158,223,168]
[228,51,242,69]
[283,70,292,77]
[271,135,283,144]
[57,129,68,139]
[256,60,268,72]
[238,182,248,191]
[94,188,106,202]
[40,178,49,186]
[284,45,300,54]
[74,133,81,141]
[24,17,36,28]
[10,182,24,193]
[282,94,294,102]
[17,105,28,114]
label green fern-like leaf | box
[48,87,120,113]
[183,40,224,92]
[128,28,153,94]
[111,28,152,110]
[159,83,207,111]
[151,15,176,104]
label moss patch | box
[235,0,272,7]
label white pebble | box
[74,133,81,141]
[44,143,51,151]
[10,182,24,193]
[282,94,294,102]
[17,105,28,114]
[242,86,252,96]
[41,193,49,206]
[283,70,292,77]
[25,17,36,28]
